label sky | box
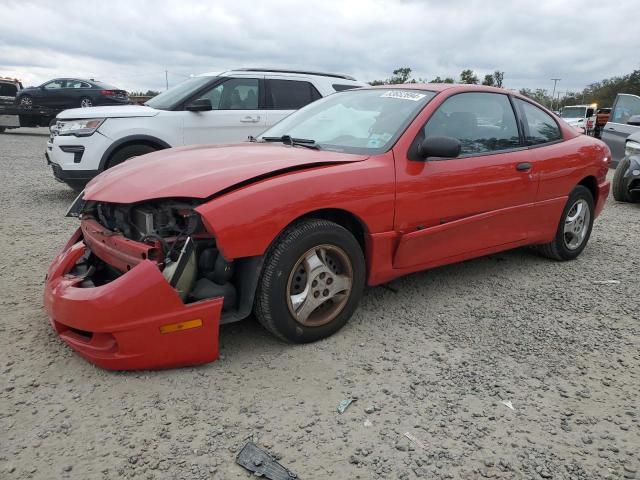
[0,0,638,95]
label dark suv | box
[15,78,129,109]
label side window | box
[68,80,88,89]
[195,78,259,110]
[267,80,322,110]
[44,80,66,89]
[516,99,562,146]
[423,92,520,155]
[0,83,18,96]
[610,94,640,124]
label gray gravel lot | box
[0,130,638,480]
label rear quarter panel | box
[196,153,395,259]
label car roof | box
[197,68,361,82]
[365,83,521,94]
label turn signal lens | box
[160,319,202,334]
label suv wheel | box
[612,157,633,203]
[255,219,365,343]
[106,144,158,170]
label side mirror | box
[417,136,461,160]
[185,98,212,112]
[627,115,640,126]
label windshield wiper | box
[261,135,320,149]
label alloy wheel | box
[286,244,353,327]
[563,199,591,250]
[80,98,93,108]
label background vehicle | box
[601,93,640,164]
[560,104,597,135]
[0,77,22,132]
[47,68,366,191]
[612,131,640,202]
[594,107,611,138]
[45,84,610,370]
[15,78,128,109]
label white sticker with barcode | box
[380,91,427,101]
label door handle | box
[516,162,532,171]
[240,116,260,123]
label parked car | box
[612,131,640,202]
[15,78,128,110]
[594,107,611,138]
[601,93,640,164]
[560,104,597,135]
[44,84,611,370]
[0,77,22,133]
[46,68,366,191]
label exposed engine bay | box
[71,200,238,311]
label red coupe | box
[44,84,611,370]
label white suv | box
[46,68,365,191]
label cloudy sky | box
[1,0,638,94]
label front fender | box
[196,153,395,259]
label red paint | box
[49,84,611,370]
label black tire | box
[254,219,365,343]
[79,97,93,108]
[48,117,57,128]
[612,156,633,203]
[105,144,157,170]
[536,185,594,261]
[0,127,5,134]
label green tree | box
[482,74,495,86]
[430,76,455,83]
[493,71,504,88]
[459,69,479,84]
[369,67,416,85]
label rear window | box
[0,82,18,97]
[267,79,322,109]
[332,84,360,92]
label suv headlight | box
[624,141,640,158]
[57,118,105,137]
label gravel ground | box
[0,131,638,480]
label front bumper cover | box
[43,228,223,370]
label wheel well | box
[578,176,598,205]
[105,140,165,168]
[297,208,367,252]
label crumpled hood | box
[57,105,159,120]
[83,143,369,203]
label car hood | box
[57,105,159,120]
[562,117,584,125]
[83,143,369,203]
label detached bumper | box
[43,229,223,370]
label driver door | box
[182,76,266,145]
[393,91,538,269]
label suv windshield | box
[145,76,215,110]
[561,107,587,118]
[259,88,437,154]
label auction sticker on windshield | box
[380,91,427,101]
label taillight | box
[100,90,115,96]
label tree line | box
[369,68,640,109]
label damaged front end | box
[44,197,248,370]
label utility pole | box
[165,70,169,90]
[550,78,561,111]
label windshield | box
[145,76,215,110]
[561,107,586,118]
[259,88,437,154]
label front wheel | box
[79,97,93,108]
[612,157,633,203]
[535,185,594,261]
[254,219,365,343]
[19,95,33,109]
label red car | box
[44,84,611,370]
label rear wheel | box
[105,144,157,170]
[255,219,365,343]
[536,185,594,261]
[612,156,633,203]
[80,97,93,108]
